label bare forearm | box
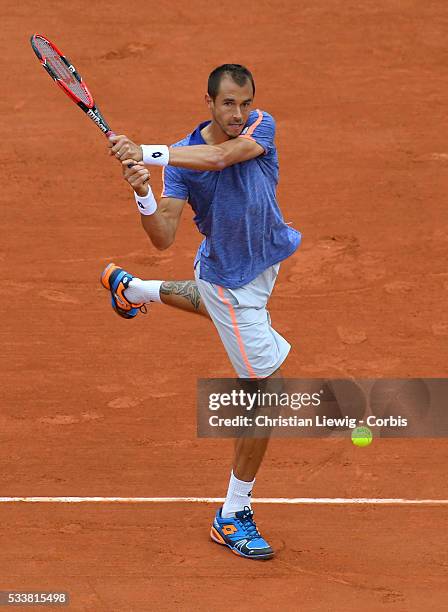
[168,145,225,171]
[111,133,262,173]
[140,210,174,250]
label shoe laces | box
[234,506,260,539]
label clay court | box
[1,1,447,610]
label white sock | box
[124,279,163,304]
[221,471,255,518]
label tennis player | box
[102,64,301,560]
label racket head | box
[30,33,94,109]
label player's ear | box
[205,93,213,110]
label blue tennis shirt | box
[161,109,301,288]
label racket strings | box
[34,37,91,105]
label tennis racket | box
[30,33,114,138]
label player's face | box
[207,77,254,138]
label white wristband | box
[141,144,170,166]
[134,187,157,216]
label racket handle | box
[106,130,116,139]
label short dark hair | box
[208,64,255,100]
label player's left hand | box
[109,134,143,162]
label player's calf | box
[101,264,209,318]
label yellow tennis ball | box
[351,426,373,447]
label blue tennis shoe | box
[210,506,274,560]
[101,263,146,319]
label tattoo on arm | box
[160,281,202,310]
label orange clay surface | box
[1,1,447,610]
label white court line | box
[0,497,447,505]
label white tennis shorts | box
[194,261,291,378]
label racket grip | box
[106,130,116,139]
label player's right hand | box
[109,134,143,162]
[122,161,150,197]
